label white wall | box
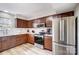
[74,4,79,54]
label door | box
[66,16,75,45]
[75,17,78,55]
[61,16,75,54]
[60,19,65,42]
[54,43,67,55]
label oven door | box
[34,36,44,45]
[34,35,44,49]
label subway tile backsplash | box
[0,28,48,37]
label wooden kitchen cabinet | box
[46,19,52,27]
[44,36,52,51]
[1,36,16,51]
[32,17,46,25]
[1,36,9,51]
[16,18,22,28]
[27,21,33,28]
[27,34,35,44]
[16,18,28,28]
[39,17,46,23]
[16,34,27,46]
[9,36,16,48]
[16,18,33,28]
[21,34,27,42]
[33,17,52,27]
[0,34,27,52]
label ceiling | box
[0,3,77,20]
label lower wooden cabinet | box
[44,36,52,51]
[0,34,27,52]
[1,37,9,51]
[0,34,52,52]
[27,34,35,44]
[16,35,27,46]
[9,36,17,48]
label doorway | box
[75,17,78,55]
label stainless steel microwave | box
[33,23,45,28]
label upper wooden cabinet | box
[32,17,52,27]
[27,21,33,28]
[32,17,46,23]
[39,17,46,23]
[16,18,33,28]
[46,19,52,27]
[16,17,52,28]
[16,18,28,28]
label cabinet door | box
[22,34,27,43]
[17,19,22,28]
[16,35,26,46]
[27,34,34,44]
[16,35,22,45]
[46,19,52,27]
[44,36,52,51]
[40,18,46,23]
[1,36,16,51]
[16,18,29,28]
[22,20,27,28]
[28,21,33,28]
[8,36,16,48]
[20,34,26,43]
[1,37,9,51]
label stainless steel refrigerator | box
[53,16,77,55]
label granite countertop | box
[0,31,52,37]
[0,33,26,37]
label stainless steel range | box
[34,34,44,49]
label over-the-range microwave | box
[33,23,45,28]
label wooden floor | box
[0,43,52,55]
